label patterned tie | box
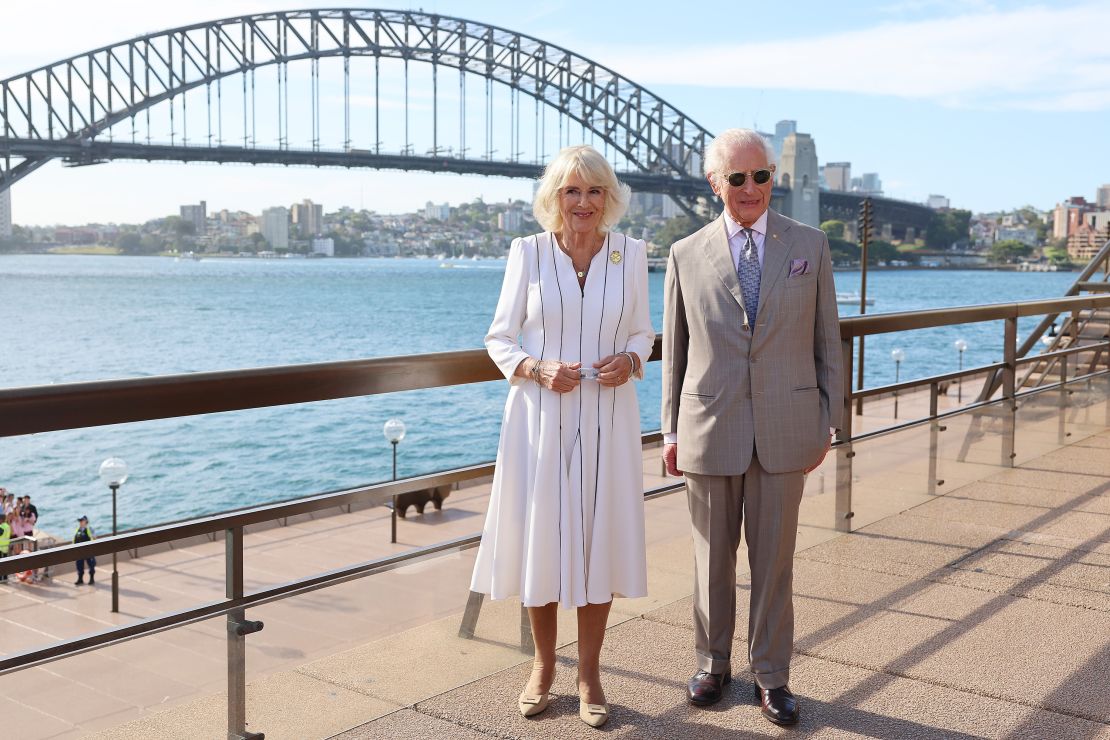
[737,228,760,326]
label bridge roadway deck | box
[1,379,1108,739]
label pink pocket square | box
[789,258,811,277]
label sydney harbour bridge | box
[0,8,932,236]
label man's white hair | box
[703,128,776,181]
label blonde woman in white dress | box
[470,145,654,728]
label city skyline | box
[2,0,1108,225]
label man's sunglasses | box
[724,167,775,187]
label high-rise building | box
[179,200,206,234]
[498,208,523,232]
[424,201,452,221]
[824,162,851,192]
[291,199,324,237]
[261,206,289,249]
[926,194,950,210]
[778,132,819,227]
[1053,197,1091,240]
[1097,184,1110,209]
[311,237,335,257]
[860,173,882,195]
[769,120,796,162]
[0,188,11,238]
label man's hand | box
[663,443,683,477]
[804,435,833,474]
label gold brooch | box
[610,251,622,264]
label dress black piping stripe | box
[549,232,567,604]
[592,234,610,536]
[610,235,629,443]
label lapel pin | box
[610,251,622,264]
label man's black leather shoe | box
[754,684,799,726]
[687,670,730,706]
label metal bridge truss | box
[0,9,715,215]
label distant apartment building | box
[823,162,851,192]
[1097,184,1110,209]
[311,237,335,257]
[424,201,452,221]
[261,206,289,249]
[769,120,796,162]
[996,225,1038,246]
[1052,197,1091,240]
[290,199,323,238]
[926,194,950,210]
[1066,210,1110,262]
[179,200,206,234]
[970,217,997,247]
[851,173,883,196]
[498,208,523,232]
[0,188,11,237]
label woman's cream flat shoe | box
[518,691,553,717]
[579,701,610,728]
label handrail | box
[0,339,658,438]
[0,432,668,576]
[838,294,1110,338]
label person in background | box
[73,516,96,586]
[0,512,11,583]
[1,490,14,516]
[20,495,38,533]
[8,497,28,538]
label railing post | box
[928,382,943,496]
[226,526,264,740]
[458,590,485,639]
[1058,354,1069,444]
[520,604,535,654]
[1002,317,1017,467]
[835,337,855,532]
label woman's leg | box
[525,603,559,695]
[576,601,612,705]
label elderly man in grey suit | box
[661,128,843,726]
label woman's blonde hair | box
[532,145,631,234]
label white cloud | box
[598,3,1110,111]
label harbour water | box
[0,254,1075,531]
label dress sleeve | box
[622,239,656,380]
[485,237,532,386]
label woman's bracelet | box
[619,351,638,374]
[529,359,542,384]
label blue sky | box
[2,0,1107,225]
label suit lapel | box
[759,210,795,307]
[700,216,746,317]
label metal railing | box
[835,294,1110,532]
[1,293,1109,739]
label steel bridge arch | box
[0,9,716,215]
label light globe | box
[954,339,968,353]
[891,348,905,363]
[383,418,406,444]
[98,457,129,488]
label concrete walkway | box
[336,427,1110,739]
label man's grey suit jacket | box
[661,209,844,476]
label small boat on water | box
[836,292,875,306]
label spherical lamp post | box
[891,348,905,419]
[954,339,968,402]
[98,457,129,613]
[383,419,406,544]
